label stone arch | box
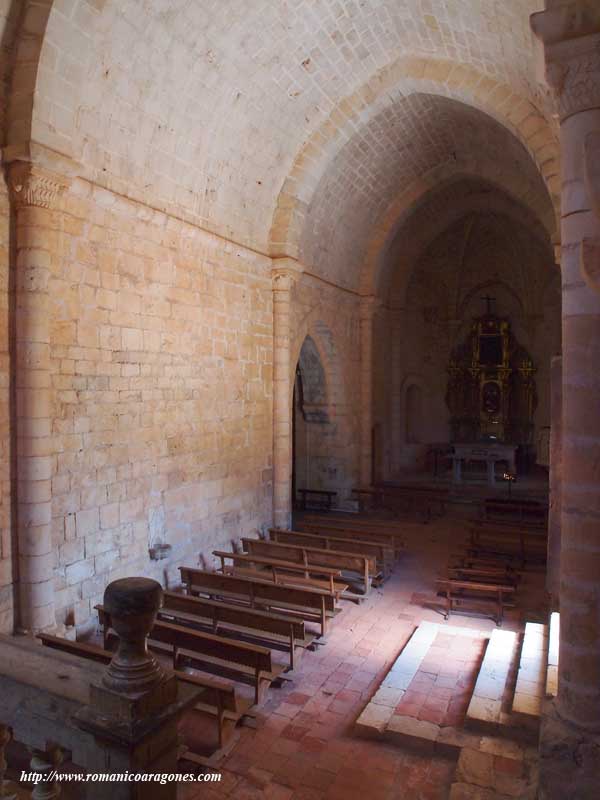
[291,314,355,501]
[295,335,329,424]
[269,56,560,265]
[364,163,557,301]
[1,0,55,150]
[290,314,346,422]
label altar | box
[452,443,517,486]
[444,302,536,484]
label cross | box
[482,295,495,315]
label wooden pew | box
[96,608,282,706]
[481,497,548,527]
[37,633,247,757]
[469,524,547,567]
[351,487,383,512]
[212,549,346,594]
[300,520,403,557]
[297,488,337,511]
[242,537,377,595]
[218,564,348,601]
[448,553,522,584]
[380,486,445,519]
[179,567,335,637]
[472,518,548,537]
[435,578,516,625]
[269,528,393,578]
[446,564,519,588]
[303,513,405,531]
[160,591,315,670]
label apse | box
[377,184,560,479]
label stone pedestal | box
[531,4,600,797]
[75,577,201,799]
[271,258,303,528]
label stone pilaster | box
[359,296,379,487]
[390,308,404,478]
[8,161,68,632]
[531,4,600,797]
[271,258,303,528]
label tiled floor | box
[394,632,486,728]
[180,516,545,800]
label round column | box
[8,162,67,632]
[272,259,303,529]
[532,5,600,797]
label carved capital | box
[8,162,69,209]
[272,256,304,292]
[559,38,600,119]
[531,5,600,120]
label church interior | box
[0,1,599,798]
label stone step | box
[545,611,559,698]
[465,628,519,733]
[356,620,487,749]
[355,620,438,735]
[512,621,548,727]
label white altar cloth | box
[452,443,517,486]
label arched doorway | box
[292,336,331,509]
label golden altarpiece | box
[446,308,537,450]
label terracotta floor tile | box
[292,788,325,800]
[298,735,328,754]
[401,689,428,706]
[179,516,545,800]
[285,692,314,706]
[417,706,446,725]
[423,696,449,713]
[431,685,453,700]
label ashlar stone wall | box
[47,178,274,633]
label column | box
[8,162,68,633]
[390,309,404,477]
[547,355,562,605]
[359,296,378,487]
[531,5,600,797]
[271,258,303,529]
